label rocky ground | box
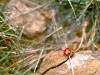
[37,50,100,75]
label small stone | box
[37,50,69,74]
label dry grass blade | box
[5,54,46,70]
[75,21,88,52]
[35,26,62,45]
[34,45,45,73]
[69,56,75,75]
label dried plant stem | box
[34,45,45,73]
[5,54,33,70]
[75,21,88,52]
[51,8,62,48]
[69,56,75,75]
[36,26,62,45]
[5,54,46,70]
[92,42,100,51]
[87,16,97,47]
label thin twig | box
[34,45,45,73]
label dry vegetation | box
[0,0,100,75]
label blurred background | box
[0,0,100,75]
